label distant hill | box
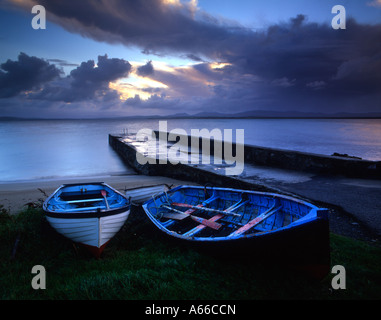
[163,110,381,119]
[1,110,381,120]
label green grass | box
[1,205,380,300]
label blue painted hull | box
[142,185,330,278]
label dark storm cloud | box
[47,58,79,68]
[184,54,204,62]
[4,0,381,115]
[24,0,229,56]
[0,52,61,98]
[36,54,132,102]
[14,0,380,112]
[70,55,131,87]
[240,17,381,93]
[136,60,154,77]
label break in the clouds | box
[2,0,381,117]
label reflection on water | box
[0,118,380,182]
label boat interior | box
[45,183,129,213]
[144,186,315,238]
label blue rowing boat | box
[43,182,131,258]
[142,185,330,278]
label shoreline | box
[1,171,380,247]
[0,173,191,215]
[0,171,134,186]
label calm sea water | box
[0,118,380,182]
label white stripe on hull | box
[46,209,130,248]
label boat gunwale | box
[43,182,131,218]
[142,185,328,242]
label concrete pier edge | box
[109,133,381,240]
[152,130,381,179]
[109,132,381,181]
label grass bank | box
[0,206,380,300]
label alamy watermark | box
[135,121,245,176]
[31,5,46,30]
[332,5,346,29]
[331,265,346,290]
[31,265,46,290]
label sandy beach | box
[0,174,192,215]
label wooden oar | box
[161,205,222,230]
[228,203,282,238]
[183,199,249,237]
[171,202,241,217]
[101,190,110,210]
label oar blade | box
[190,216,222,230]
[161,204,221,229]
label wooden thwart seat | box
[183,199,249,237]
[66,198,104,204]
[160,194,222,230]
[228,202,282,238]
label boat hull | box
[45,209,130,257]
[43,182,130,257]
[189,216,328,278]
[142,185,330,278]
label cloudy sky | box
[0,0,380,118]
